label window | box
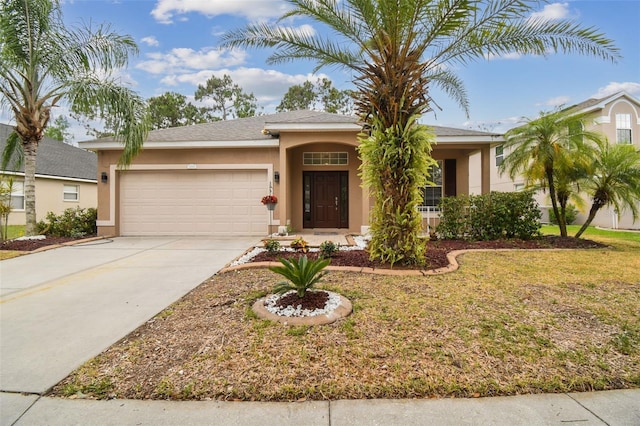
[63,184,79,201]
[616,113,632,144]
[514,183,525,192]
[1,180,25,210]
[421,160,443,209]
[303,152,348,165]
[495,145,504,167]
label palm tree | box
[221,0,619,264]
[499,109,605,236]
[575,141,640,238]
[0,0,148,235]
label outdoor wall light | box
[101,172,108,183]
[274,171,280,183]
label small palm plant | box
[270,255,330,298]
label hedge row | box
[436,191,541,240]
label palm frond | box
[1,131,24,171]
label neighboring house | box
[0,123,97,226]
[490,91,640,230]
[80,110,502,237]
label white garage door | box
[119,169,268,236]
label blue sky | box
[3,0,640,141]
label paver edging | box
[252,292,353,325]
[220,247,584,276]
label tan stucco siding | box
[6,177,97,226]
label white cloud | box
[529,2,570,21]
[141,36,159,47]
[592,82,640,98]
[151,0,288,24]
[136,47,247,74]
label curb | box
[22,235,114,254]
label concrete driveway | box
[0,236,258,395]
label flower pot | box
[266,202,277,211]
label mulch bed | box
[0,236,95,251]
[252,236,607,270]
[1,234,606,271]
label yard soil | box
[252,236,606,270]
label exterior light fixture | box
[101,172,108,183]
[274,171,280,183]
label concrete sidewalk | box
[2,389,638,425]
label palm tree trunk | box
[546,168,567,236]
[575,204,602,238]
[23,141,38,236]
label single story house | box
[0,123,97,226]
[490,91,640,230]
[80,110,502,237]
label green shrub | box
[436,191,541,240]
[263,239,281,255]
[270,255,330,298]
[436,196,469,240]
[319,240,339,258]
[549,204,579,225]
[37,207,97,237]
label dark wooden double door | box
[303,171,349,228]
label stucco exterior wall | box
[6,177,97,226]
[96,146,280,236]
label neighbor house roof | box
[566,91,640,115]
[80,110,503,151]
[0,123,97,182]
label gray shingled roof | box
[89,110,500,144]
[0,123,97,181]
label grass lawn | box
[53,231,640,401]
[0,225,26,260]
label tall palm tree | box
[499,109,605,236]
[575,141,640,238]
[222,0,619,264]
[0,0,148,235]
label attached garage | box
[119,169,268,236]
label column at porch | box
[278,146,288,231]
[480,146,491,194]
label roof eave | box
[79,139,280,151]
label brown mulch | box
[252,236,607,270]
[0,236,92,251]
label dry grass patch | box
[52,244,640,401]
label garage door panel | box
[120,170,268,236]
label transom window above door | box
[303,152,348,165]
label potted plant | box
[261,194,278,211]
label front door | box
[303,171,348,228]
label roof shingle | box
[0,123,97,181]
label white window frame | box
[421,160,443,210]
[616,113,632,144]
[7,180,25,211]
[303,152,348,166]
[514,183,525,192]
[63,184,79,202]
[495,145,504,167]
